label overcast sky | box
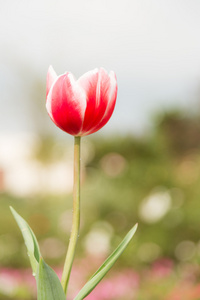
[1,0,200,136]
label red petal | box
[77,69,99,132]
[86,71,117,135]
[78,69,117,135]
[46,73,86,135]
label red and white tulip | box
[46,66,117,136]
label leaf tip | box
[10,206,17,217]
[10,206,21,221]
[132,222,138,234]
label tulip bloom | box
[46,66,117,136]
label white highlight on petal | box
[46,65,58,96]
[48,65,57,80]
[96,69,117,125]
[106,70,117,110]
[78,68,99,82]
[46,71,85,119]
[65,72,87,122]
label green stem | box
[61,136,81,296]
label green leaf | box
[36,258,66,300]
[10,207,66,299]
[10,206,41,275]
[74,223,138,300]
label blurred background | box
[1,0,200,299]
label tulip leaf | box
[10,207,66,299]
[10,206,41,274]
[73,223,138,300]
[36,258,66,300]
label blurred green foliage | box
[1,110,200,299]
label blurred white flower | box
[0,133,74,196]
[0,133,39,168]
[83,222,113,257]
[5,160,73,197]
[139,188,171,223]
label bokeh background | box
[1,0,200,299]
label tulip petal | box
[78,69,117,136]
[78,68,115,135]
[77,69,99,132]
[87,70,117,135]
[46,73,86,135]
[46,66,58,97]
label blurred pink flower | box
[151,258,174,278]
[84,270,139,300]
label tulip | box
[46,66,118,296]
[46,66,117,136]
